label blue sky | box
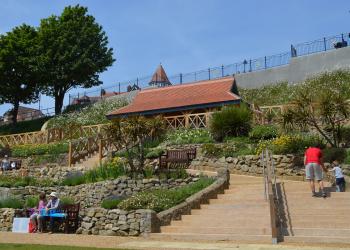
[0,0,349,115]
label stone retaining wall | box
[191,154,304,177]
[4,163,85,182]
[0,208,14,232]
[2,176,199,209]
[77,208,157,236]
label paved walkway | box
[1,232,350,250]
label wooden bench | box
[61,203,80,233]
[159,148,196,169]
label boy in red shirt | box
[304,145,326,197]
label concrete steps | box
[152,175,273,243]
[281,180,350,244]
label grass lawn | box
[0,243,130,250]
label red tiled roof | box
[107,76,239,118]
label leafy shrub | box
[0,176,54,188]
[25,196,39,208]
[60,197,75,206]
[323,148,347,163]
[61,160,126,186]
[340,126,350,146]
[0,198,24,209]
[0,117,51,136]
[202,142,251,158]
[11,142,68,157]
[344,149,350,164]
[249,125,279,141]
[118,177,214,212]
[210,105,252,141]
[145,148,164,159]
[165,129,213,145]
[101,198,124,209]
[202,143,223,158]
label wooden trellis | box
[164,112,212,129]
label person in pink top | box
[304,144,327,197]
[30,193,47,233]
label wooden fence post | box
[98,139,103,165]
[68,142,73,167]
[46,130,50,144]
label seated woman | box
[38,192,61,234]
[30,193,47,233]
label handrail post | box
[68,141,73,167]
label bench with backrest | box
[61,203,80,233]
[159,148,196,169]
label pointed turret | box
[149,64,171,87]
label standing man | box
[304,144,327,198]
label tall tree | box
[38,5,115,114]
[0,24,40,124]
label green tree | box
[38,5,115,114]
[282,71,350,147]
[106,116,165,173]
[0,24,40,124]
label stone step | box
[283,235,350,244]
[280,198,350,204]
[151,232,272,243]
[281,204,350,209]
[283,228,350,237]
[170,219,270,227]
[280,208,350,215]
[287,221,350,229]
[200,204,270,210]
[284,214,350,221]
[178,214,271,223]
[161,226,272,235]
[282,192,350,198]
[209,199,268,205]
[190,209,269,216]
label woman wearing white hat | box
[38,192,61,233]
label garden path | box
[0,232,349,250]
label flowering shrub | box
[165,129,213,145]
[47,96,128,128]
[117,177,214,212]
[256,134,324,155]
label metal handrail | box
[261,148,279,244]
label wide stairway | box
[155,174,273,243]
[280,180,350,244]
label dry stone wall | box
[1,176,199,209]
[190,154,305,177]
[0,208,14,232]
[77,208,157,236]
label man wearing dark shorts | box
[304,145,326,197]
